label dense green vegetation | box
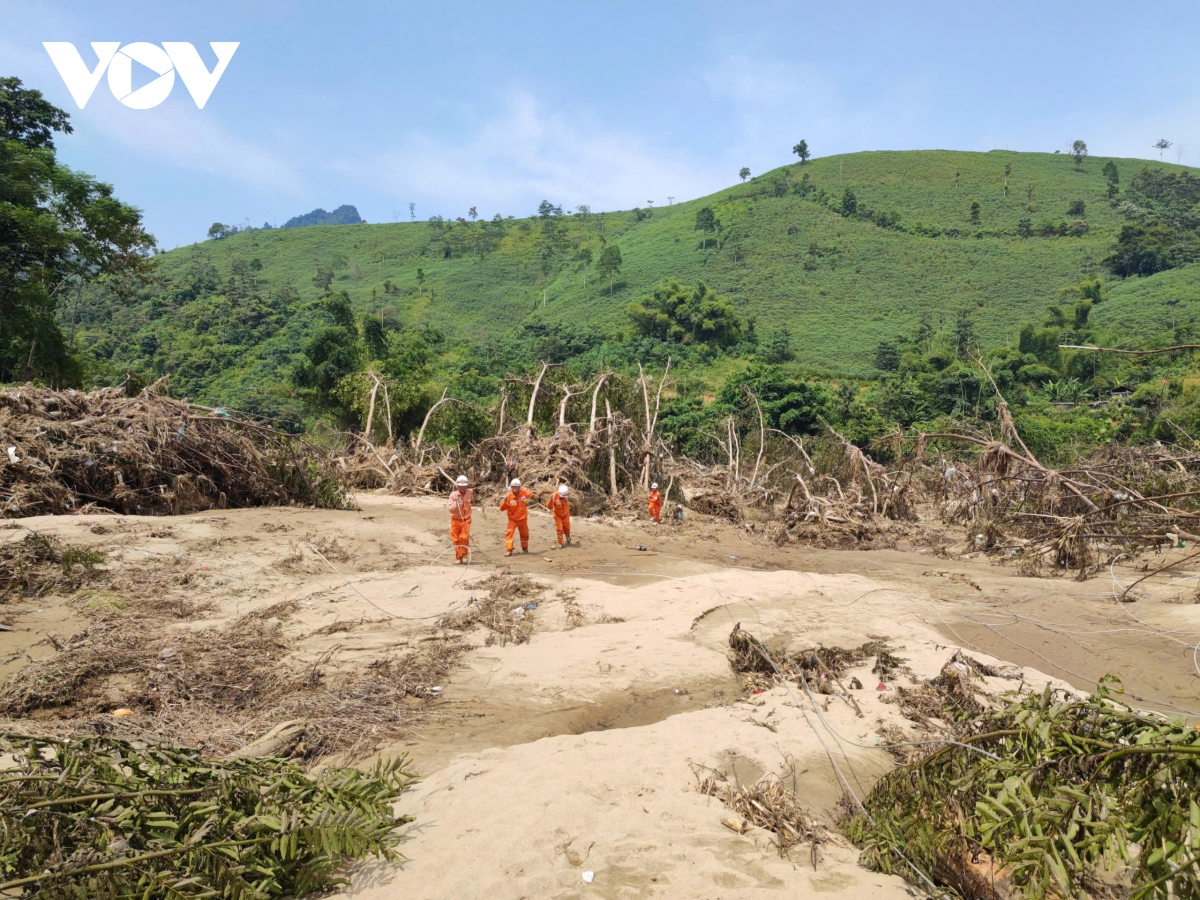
[56,142,1200,456]
[0,78,154,384]
[7,71,1200,461]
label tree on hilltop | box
[792,140,810,164]
[1072,140,1088,168]
[1154,139,1172,160]
[739,167,750,182]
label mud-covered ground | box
[2,494,1198,898]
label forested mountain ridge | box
[68,148,1200,436]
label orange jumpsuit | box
[547,493,571,546]
[500,487,534,552]
[448,487,473,562]
[648,488,662,523]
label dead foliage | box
[556,588,587,629]
[886,650,1016,727]
[0,532,106,600]
[0,381,347,518]
[693,759,830,863]
[728,624,901,695]
[0,598,464,759]
[439,573,545,645]
[918,419,1200,578]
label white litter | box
[6,446,19,464]
[581,871,594,883]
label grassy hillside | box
[71,149,1200,418]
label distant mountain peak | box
[283,204,363,228]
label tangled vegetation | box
[0,533,105,600]
[0,734,415,898]
[1,383,347,517]
[843,685,1200,899]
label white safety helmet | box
[510,478,521,488]
[455,475,469,487]
[651,482,658,490]
[558,484,569,495]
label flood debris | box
[1,381,346,517]
[727,624,901,697]
[440,574,545,645]
[694,758,831,863]
[0,532,105,600]
[0,597,465,759]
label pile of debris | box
[0,381,346,517]
[920,428,1200,577]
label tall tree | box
[596,244,623,294]
[739,166,751,182]
[694,206,719,249]
[0,77,72,149]
[1072,140,1088,168]
[841,188,857,217]
[0,77,155,384]
[969,199,981,225]
[792,140,810,164]
[1154,139,1172,160]
[1102,160,1120,199]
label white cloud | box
[701,53,936,163]
[333,92,723,215]
[79,100,304,194]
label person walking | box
[648,482,662,524]
[500,477,534,555]
[547,483,572,548]
[448,475,473,564]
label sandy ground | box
[3,493,1199,898]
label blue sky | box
[3,0,1199,248]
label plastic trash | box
[112,708,133,717]
[430,686,443,693]
[5,446,19,464]
[876,682,888,691]
[582,872,594,884]
[525,602,537,611]
[635,545,647,551]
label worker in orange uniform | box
[448,475,473,564]
[500,477,534,555]
[648,482,662,524]
[547,483,572,548]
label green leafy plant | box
[843,685,1200,898]
[0,734,416,898]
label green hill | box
[71,149,1200,422]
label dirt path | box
[2,494,1198,897]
